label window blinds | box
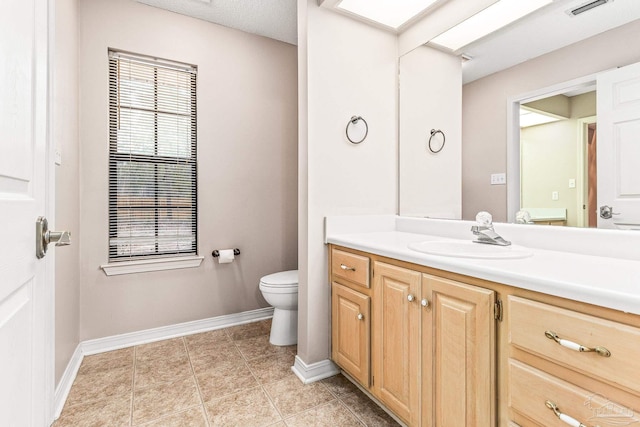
[108,51,197,260]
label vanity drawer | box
[331,248,370,289]
[509,359,639,427]
[508,296,640,394]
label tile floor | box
[54,319,400,426]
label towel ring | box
[428,129,445,153]
[346,116,368,144]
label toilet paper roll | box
[218,249,235,264]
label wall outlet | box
[490,173,506,185]
[569,178,576,188]
[552,191,559,201]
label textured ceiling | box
[135,0,640,83]
[460,0,640,83]
[136,0,298,45]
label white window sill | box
[101,256,204,276]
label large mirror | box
[398,0,640,230]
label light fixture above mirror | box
[336,0,441,29]
[429,0,553,52]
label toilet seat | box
[259,270,298,294]
[260,270,298,287]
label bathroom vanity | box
[326,216,640,427]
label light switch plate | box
[569,178,576,188]
[552,191,559,200]
[490,173,506,185]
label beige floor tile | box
[136,338,187,362]
[225,319,271,341]
[184,329,230,348]
[340,391,400,427]
[53,394,131,427]
[194,359,259,402]
[132,376,201,425]
[322,374,360,398]
[137,406,208,427]
[66,365,133,407]
[186,338,242,367]
[134,352,193,389]
[204,386,281,427]
[246,353,296,385]
[263,376,335,418]
[78,347,134,375]
[235,335,296,361]
[56,323,398,427]
[284,400,364,427]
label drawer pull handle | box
[545,400,587,427]
[340,264,356,272]
[544,331,611,357]
[357,313,364,321]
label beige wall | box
[54,0,81,385]
[521,92,595,227]
[78,0,298,340]
[297,0,398,364]
[462,19,640,222]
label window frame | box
[106,50,199,264]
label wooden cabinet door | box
[372,262,421,425]
[422,274,496,427]
[331,282,370,386]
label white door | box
[0,0,53,426]
[597,62,640,229]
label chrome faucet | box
[471,211,511,246]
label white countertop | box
[325,216,640,315]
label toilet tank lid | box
[261,270,298,286]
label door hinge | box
[494,300,503,322]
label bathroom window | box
[108,50,197,261]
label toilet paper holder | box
[212,248,241,257]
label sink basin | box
[408,240,533,259]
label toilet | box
[259,270,298,346]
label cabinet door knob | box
[357,313,364,320]
[340,264,356,271]
[544,330,611,357]
[407,294,415,302]
[421,298,429,307]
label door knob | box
[421,298,429,307]
[599,205,620,219]
[407,294,415,302]
[36,216,71,259]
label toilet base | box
[269,308,298,346]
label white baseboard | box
[53,307,274,419]
[53,344,83,419]
[291,355,339,384]
[82,306,274,355]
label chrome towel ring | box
[346,116,368,144]
[428,129,445,153]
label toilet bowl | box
[259,270,298,346]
